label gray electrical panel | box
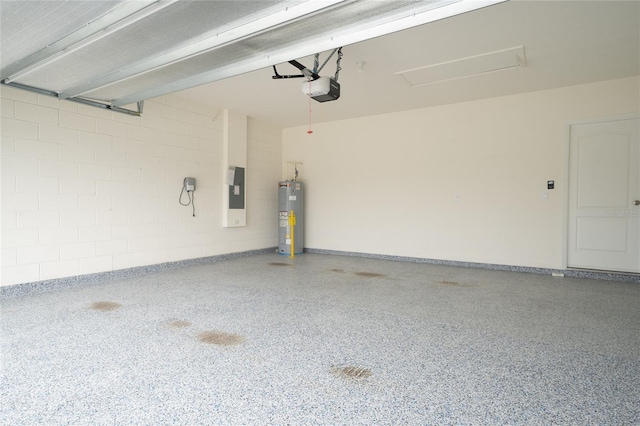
[278,181,304,255]
[228,166,245,209]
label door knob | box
[634,200,640,206]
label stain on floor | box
[332,365,373,380]
[198,331,245,346]
[330,269,345,273]
[356,272,385,278]
[90,301,122,312]
[269,262,291,267]
[167,320,191,328]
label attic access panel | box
[397,46,527,86]
[0,0,506,114]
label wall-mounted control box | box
[185,177,196,191]
[547,180,554,190]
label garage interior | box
[1,0,639,423]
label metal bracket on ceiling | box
[272,47,343,81]
[0,80,143,117]
[272,60,319,80]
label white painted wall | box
[1,87,281,286]
[283,76,640,269]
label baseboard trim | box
[0,247,277,299]
[304,248,640,283]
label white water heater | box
[278,181,304,255]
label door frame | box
[563,113,640,271]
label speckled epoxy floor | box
[1,253,639,425]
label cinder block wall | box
[1,87,281,286]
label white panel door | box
[568,118,640,273]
